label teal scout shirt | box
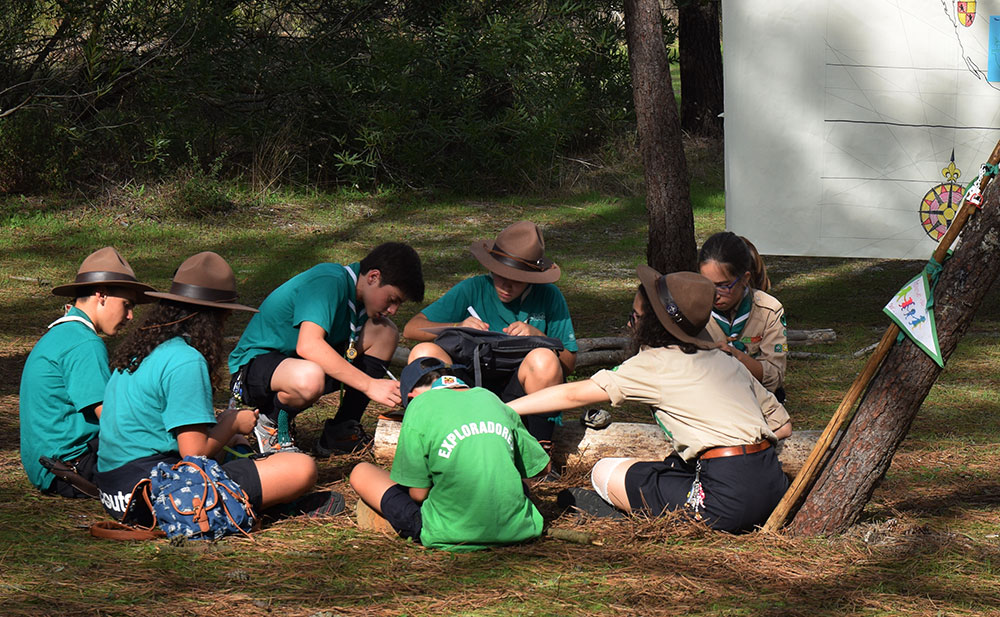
[228,262,367,373]
[420,275,578,352]
[19,307,109,490]
[390,387,549,551]
[98,337,216,472]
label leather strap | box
[89,520,165,541]
[699,440,771,460]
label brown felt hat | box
[51,246,157,301]
[636,266,715,348]
[469,221,561,284]
[145,252,258,312]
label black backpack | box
[432,327,564,387]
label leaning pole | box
[765,139,1000,535]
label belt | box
[699,440,771,460]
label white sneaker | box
[253,412,299,454]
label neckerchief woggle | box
[342,265,366,363]
[711,290,752,351]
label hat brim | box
[52,280,159,303]
[469,241,561,284]
[144,291,258,313]
[636,265,713,348]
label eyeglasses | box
[627,308,640,328]
[714,275,743,294]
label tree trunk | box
[788,177,1000,535]
[678,0,723,137]
[624,0,698,274]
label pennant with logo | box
[883,271,944,367]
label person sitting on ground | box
[402,221,577,452]
[698,231,787,401]
[509,268,792,533]
[95,252,318,523]
[350,357,550,551]
[228,243,424,455]
[19,246,156,498]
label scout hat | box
[52,246,157,301]
[469,221,561,284]
[399,357,467,408]
[636,266,715,348]
[145,252,258,312]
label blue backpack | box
[148,456,256,541]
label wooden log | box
[390,329,836,369]
[374,416,821,480]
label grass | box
[5,138,1000,616]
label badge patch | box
[775,344,788,353]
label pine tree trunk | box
[788,177,1000,535]
[624,0,698,273]
[678,0,723,137]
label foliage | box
[0,0,634,193]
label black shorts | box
[624,447,789,533]
[232,347,346,413]
[43,437,99,498]
[96,455,263,526]
[379,484,423,544]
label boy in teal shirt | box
[228,243,424,454]
[402,221,576,450]
[19,247,155,497]
[350,358,550,551]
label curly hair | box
[110,300,227,387]
[629,285,700,356]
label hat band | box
[169,281,238,303]
[489,246,546,272]
[75,270,139,284]
[654,276,702,337]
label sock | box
[271,395,304,444]
[330,355,389,425]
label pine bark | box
[788,177,1000,535]
[624,0,698,273]
[678,0,723,137]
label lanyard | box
[342,265,366,362]
[48,314,97,333]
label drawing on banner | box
[919,154,964,241]
[957,1,976,27]
[884,271,944,367]
[723,1,1000,258]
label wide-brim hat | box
[636,266,715,348]
[469,221,561,284]
[52,246,157,302]
[145,251,258,312]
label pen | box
[467,306,482,321]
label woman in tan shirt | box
[509,268,791,533]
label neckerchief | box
[711,290,752,351]
[48,307,97,334]
[342,265,366,362]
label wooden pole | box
[762,139,1000,533]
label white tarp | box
[723,1,1000,258]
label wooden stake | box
[761,138,1000,533]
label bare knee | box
[519,348,562,391]
[273,360,326,405]
[361,318,399,359]
[408,342,453,364]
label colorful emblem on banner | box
[919,153,964,241]
[884,272,944,367]
[957,1,976,27]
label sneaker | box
[314,419,373,457]
[253,412,300,454]
[294,490,346,518]
[557,487,625,519]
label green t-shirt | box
[19,307,108,490]
[228,262,367,373]
[390,387,550,551]
[98,337,216,472]
[420,275,578,352]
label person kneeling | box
[350,358,550,551]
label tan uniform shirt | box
[590,346,790,462]
[706,289,787,392]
